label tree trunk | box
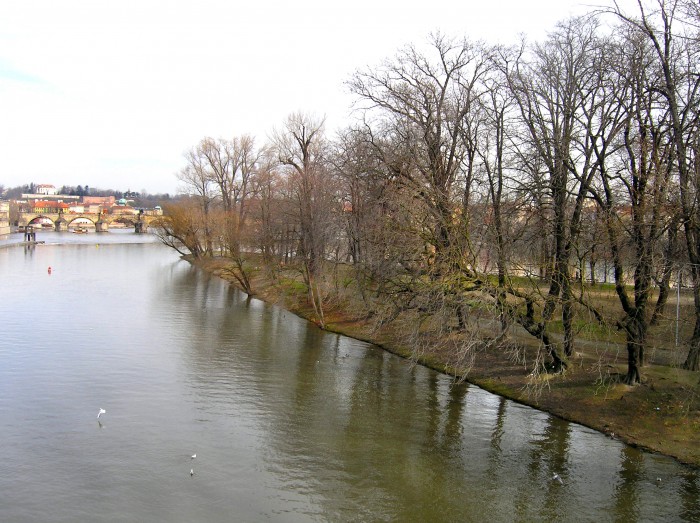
[650,272,672,326]
[624,316,645,384]
[684,343,700,371]
[651,220,678,326]
[562,276,574,357]
[625,342,642,384]
[515,299,567,373]
[683,321,700,371]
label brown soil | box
[194,257,700,469]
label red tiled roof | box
[32,200,70,209]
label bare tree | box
[177,150,217,256]
[196,135,261,255]
[248,148,287,270]
[198,137,234,211]
[153,198,209,258]
[348,34,491,327]
[500,17,603,369]
[581,22,675,384]
[272,112,339,325]
[474,61,526,336]
[608,0,700,370]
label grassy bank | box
[193,256,700,469]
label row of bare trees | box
[156,1,699,383]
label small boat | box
[73,227,88,234]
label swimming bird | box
[190,469,195,477]
[191,454,197,459]
[97,408,106,419]
[552,473,564,484]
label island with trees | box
[154,1,699,466]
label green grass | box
[278,277,308,295]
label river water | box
[0,231,697,522]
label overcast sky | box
[0,1,605,194]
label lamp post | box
[676,268,681,349]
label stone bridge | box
[19,211,159,233]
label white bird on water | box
[97,408,106,419]
[552,473,564,485]
[190,469,195,477]
[191,453,197,459]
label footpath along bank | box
[192,256,700,468]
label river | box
[0,231,697,522]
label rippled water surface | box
[0,231,698,522]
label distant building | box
[36,184,58,196]
[21,192,79,202]
[110,204,139,216]
[82,196,115,207]
[143,206,163,216]
[85,204,104,215]
[32,200,70,213]
[0,201,10,236]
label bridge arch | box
[65,216,98,227]
[27,215,55,228]
[110,216,139,227]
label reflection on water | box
[0,240,697,522]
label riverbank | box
[193,256,700,468]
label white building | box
[36,184,58,196]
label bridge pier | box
[135,221,146,233]
[24,226,37,242]
[95,220,109,232]
[54,217,68,232]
